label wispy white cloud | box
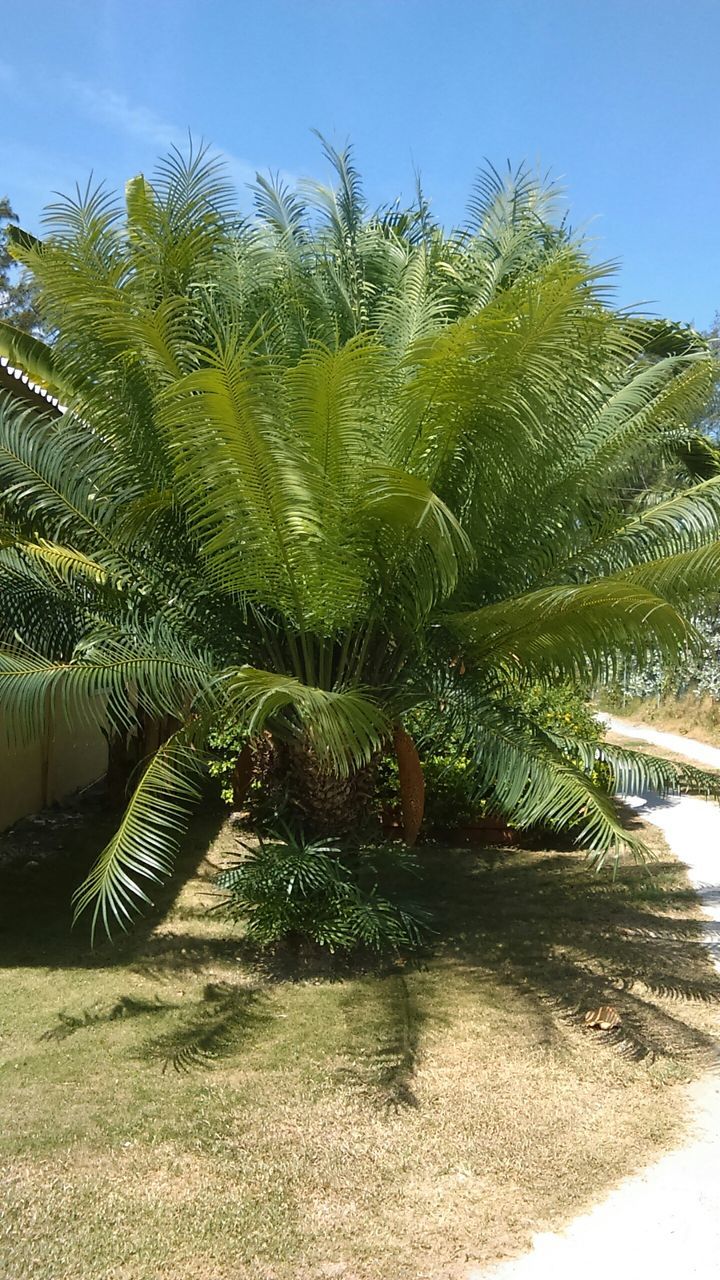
[65,79,262,191]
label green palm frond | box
[0,397,125,549]
[578,355,713,476]
[0,637,214,746]
[16,539,125,588]
[253,171,308,244]
[72,732,204,941]
[576,738,720,802]
[310,132,366,245]
[398,254,608,485]
[224,667,387,772]
[464,161,562,240]
[0,547,83,654]
[599,476,720,563]
[0,322,60,394]
[470,712,648,864]
[360,467,472,603]
[613,543,720,606]
[447,581,696,683]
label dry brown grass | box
[0,801,718,1280]
[608,692,720,752]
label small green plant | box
[207,723,249,805]
[216,829,429,955]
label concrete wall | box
[0,708,108,830]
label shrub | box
[507,683,613,797]
[376,685,611,833]
[216,829,429,955]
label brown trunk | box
[393,724,425,846]
[231,742,256,808]
[105,729,138,808]
[267,735,379,837]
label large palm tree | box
[1,140,718,938]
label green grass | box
[0,798,718,1279]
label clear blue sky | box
[2,0,719,327]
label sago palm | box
[0,140,718,938]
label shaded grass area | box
[0,799,718,1280]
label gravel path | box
[473,717,720,1280]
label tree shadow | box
[139,980,272,1072]
[7,791,720,1084]
[0,790,228,970]
[421,842,720,1069]
[40,980,273,1073]
[40,993,176,1041]
[337,965,428,1109]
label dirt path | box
[474,717,720,1280]
[601,712,720,771]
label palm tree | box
[0,140,718,938]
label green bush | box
[509,683,613,796]
[207,722,252,806]
[510,683,602,744]
[376,684,610,832]
[216,829,429,955]
[376,743,492,829]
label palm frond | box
[0,636,214,746]
[72,732,204,941]
[470,711,648,864]
[613,543,720,607]
[253,171,308,244]
[447,581,695,684]
[0,322,60,394]
[224,666,387,773]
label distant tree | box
[0,197,41,333]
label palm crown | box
[1,140,718,937]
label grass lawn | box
[0,797,718,1280]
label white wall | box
[0,708,108,830]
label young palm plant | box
[1,140,719,939]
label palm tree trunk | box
[268,735,379,837]
[231,742,256,808]
[393,724,425,845]
[104,712,178,808]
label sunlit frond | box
[72,731,204,941]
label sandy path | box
[601,712,720,772]
[473,717,720,1280]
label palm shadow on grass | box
[40,993,176,1041]
[336,833,720,1110]
[421,836,720,1068]
[141,980,272,1072]
[338,966,427,1109]
[6,791,720,1086]
[0,790,228,971]
[40,979,273,1073]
